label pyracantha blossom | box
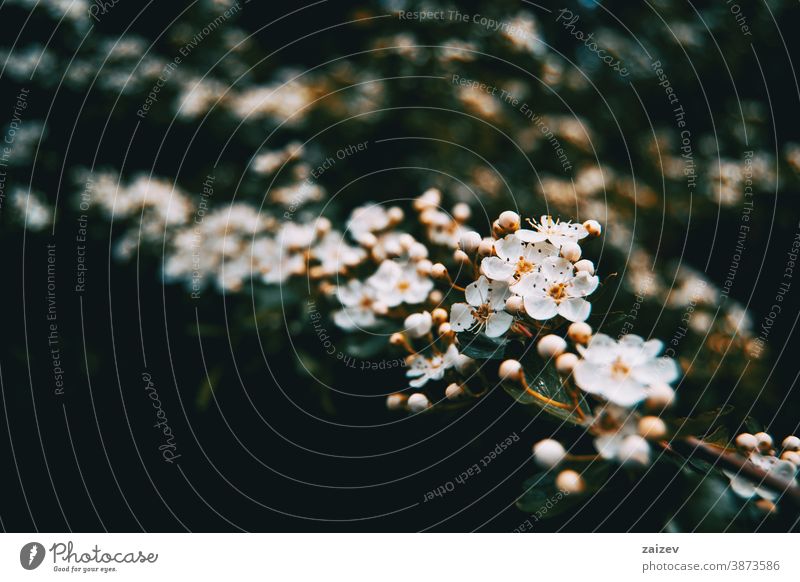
[511,256,599,322]
[450,276,513,338]
[310,231,367,275]
[407,344,461,388]
[724,455,798,502]
[515,215,588,247]
[480,234,558,282]
[347,203,392,244]
[255,238,306,285]
[333,279,381,330]
[590,404,650,464]
[367,259,433,307]
[573,334,680,406]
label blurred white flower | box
[480,234,557,282]
[333,280,380,330]
[515,215,588,247]
[724,455,798,502]
[367,260,432,307]
[407,344,460,388]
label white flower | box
[480,234,558,282]
[333,280,380,330]
[278,222,317,250]
[407,344,460,388]
[367,260,433,307]
[515,215,588,247]
[724,455,798,501]
[450,276,513,338]
[347,203,391,244]
[574,334,680,407]
[311,231,366,275]
[511,257,598,322]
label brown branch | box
[668,436,800,509]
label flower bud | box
[438,322,452,336]
[735,432,758,453]
[452,202,471,223]
[583,219,602,237]
[782,435,800,451]
[416,259,433,276]
[555,469,585,494]
[432,308,448,324]
[414,188,441,211]
[477,238,495,256]
[408,242,429,260]
[498,210,521,232]
[555,352,578,374]
[386,393,408,410]
[372,301,389,315]
[499,359,523,381]
[389,333,406,346]
[537,334,567,358]
[560,242,582,262]
[505,295,524,314]
[398,233,416,249]
[315,217,332,235]
[431,263,448,279]
[567,321,592,344]
[459,231,482,254]
[407,393,431,412]
[445,383,464,400]
[638,416,668,440]
[533,439,566,469]
[404,311,433,338]
[754,432,773,452]
[754,499,777,514]
[428,290,443,304]
[645,383,675,410]
[453,249,470,265]
[617,435,651,465]
[574,259,595,275]
[387,206,404,224]
[780,451,800,465]
[359,232,378,248]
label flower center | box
[547,283,567,302]
[516,256,535,275]
[359,296,373,309]
[397,280,410,292]
[610,357,631,380]
[471,303,492,323]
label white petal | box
[486,280,511,310]
[485,311,513,338]
[465,276,490,306]
[450,303,476,332]
[494,235,524,261]
[524,296,558,320]
[510,272,546,297]
[595,433,625,460]
[573,361,611,394]
[631,357,680,385]
[514,228,547,243]
[540,256,573,279]
[604,377,648,406]
[569,272,599,297]
[521,241,558,263]
[557,297,591,322]
[481,256,516,281]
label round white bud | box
[445,383,464,400]
[315,217,332,235]
[453,249,470,265]
[617,435,651,466]
[780,451,800,465]
[407,393,431,412]
[638,416,668,440]
[359,232,378,248]
[416,259,433,276]
[505,295,524,314]
[583,219,602,237]
[432,308,448,324]
[386,393,408,410]
[408,242,429,260]
[532,439,566,469]
[431,263,448,279]
[452,203,471,223]
[560,242,582,262]
[735,432,758,453]
[755,499,777,514]
[645,383,676,410]
[387,206,404,223]
[499,359,523,381]
[555,352,578,374]
[404,311,433,338]
[567,321,593,344]
[389,333,406,346]
[438,322,452,336]
[477,238,495,256]
[398,233,416,249]
[537,334,567,359]
[458,231,482,254]
[574,259,595,275]
[782,435,800,451]
[555,470,585,494]
[414,188,441,211]
[428,290,443,304]
[754,432,773,452]
[498,210,521,232]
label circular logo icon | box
[20,542,46,570]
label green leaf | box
[457,332,508,360]
[672,405,735,438]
